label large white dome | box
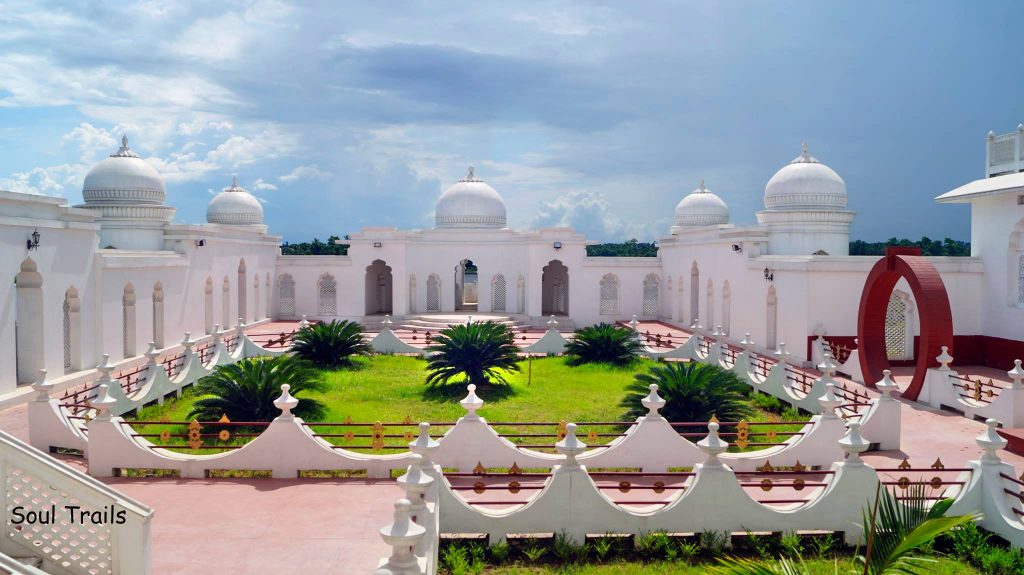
[82,136,166,205]
[435,167,507,229]
[764,144,847,210]
[673,181,730,227]
[207,176,264,225]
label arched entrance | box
[541,260,569,315]
[15,258,43,384]
[857,247,953,401]
[365,260,393,315]
[454,259,478,311]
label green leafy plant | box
[677,540,701,564]
[945,522,989,564]
[751,392,785,414]
[552,531,586,563]
[779,532,802,559]
[977,545,1024,575]
[746,532,773,560]
[466,542,486,574]
[521,539,546,562]
[811,534,835,559]
[291,319,370,368]
[187,356,325,422]
[622,362,754,425]
[711,553,828,575]
[488,541,511,564]
[591,536,616,562]
[440,543,470,575]
[700,530,729,554]
[425,321,521,387]
[564,323,644,366]
[858,485,976,575]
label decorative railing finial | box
[977,418,1007,464]
[460,384,483,419]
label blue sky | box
[0,1,1021,242]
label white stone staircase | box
[401,313,530,331]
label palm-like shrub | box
[187,356,326,422]
[564,323,644,367]
[621,361,754,423]
[425,321,521,387]
[291,319,370,369]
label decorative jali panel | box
[317,274,337,316]
[426,275,440,312]
[885,293,908,359]
[642,274,659,316]
[600,274,619,315]
[492,274,507,312]
[5,465,113,575]
[1018,254,1024,306]
[279,274,295,318]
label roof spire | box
[110,134,139,158]
[460,166,481,182]
[699,179,706,192]
[232,175,238,189]
[791,141,818,164]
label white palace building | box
[1,131,1023,401]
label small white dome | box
[207,176,264,225]
[82,136,166,205]
[674,180,730,227]
[435,167,507,229]
[764,143,847,210]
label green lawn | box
[130,355,803,455]
[480,557,979,574]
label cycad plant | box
[621,361,754,424]
[564,323,644,367]
[291,319,370,369]
[187,356,326,422]
[425,321,521,387]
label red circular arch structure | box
[857,247,953,401]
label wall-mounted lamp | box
[731,243,742,253]
[26,228,40,251]
[763,267,774,282]
[373,242,383,248]
[195,239,206,247]
[553,241,563,250]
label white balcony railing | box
[987,125,1024,177]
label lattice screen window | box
[6,464,114,575]
[426,275,440,312]
[1018,253,1024,306]
[642,274,659,316]
[991,138,1015,165]
[552,279,565,313]
[600,274,619,315]
[279,274,295,317]
[63,297,72,370]
[492,274,507,312]
[317,274,337,315]
[884,293,908,359]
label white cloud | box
[0,166,68,196]
[251,178,278,190]
[207,130,299,167]
[279,164,332,183]
[62,123,117,162]
[166,1,293,64]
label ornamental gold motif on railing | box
[371,421,385,450]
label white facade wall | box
[968,194,1024,341]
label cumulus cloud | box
[532,190,625,240]
[279,165,333,183]
[251,178,278,191]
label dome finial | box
[232,175,238,189]
[110,134,139,158]
[461,166,481,182]
[699,179,706,192]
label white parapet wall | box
[918,348,1024,427]
[0,430,154,575]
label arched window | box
[642,274,660,317]
[409,274,417,314]
[123,283,137,359]
[222,276,231,328]
[492,274,507,312]
[63,286,81,373]
[278,274,295,318]
[517,274,525,314]
[15,258,43,384]
[237,259,247,324]
[705,279,715,329]
[265,273,271,320]
[721,280,731,336]
[766,285,778,351]
[599,274,619,315]
[253,274,260,321]
[426,274,441,312]
[204,277,214,334]
[690,262,700,324]
[152,281,164,348]
[317,273,337,315]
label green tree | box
[187,356,326,422]
[586,239,658,257]
[291,320,371,369]
[424,321,522,387]
[621,362,754,424]
[564,323,644,367]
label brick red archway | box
[857,247,953,401]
